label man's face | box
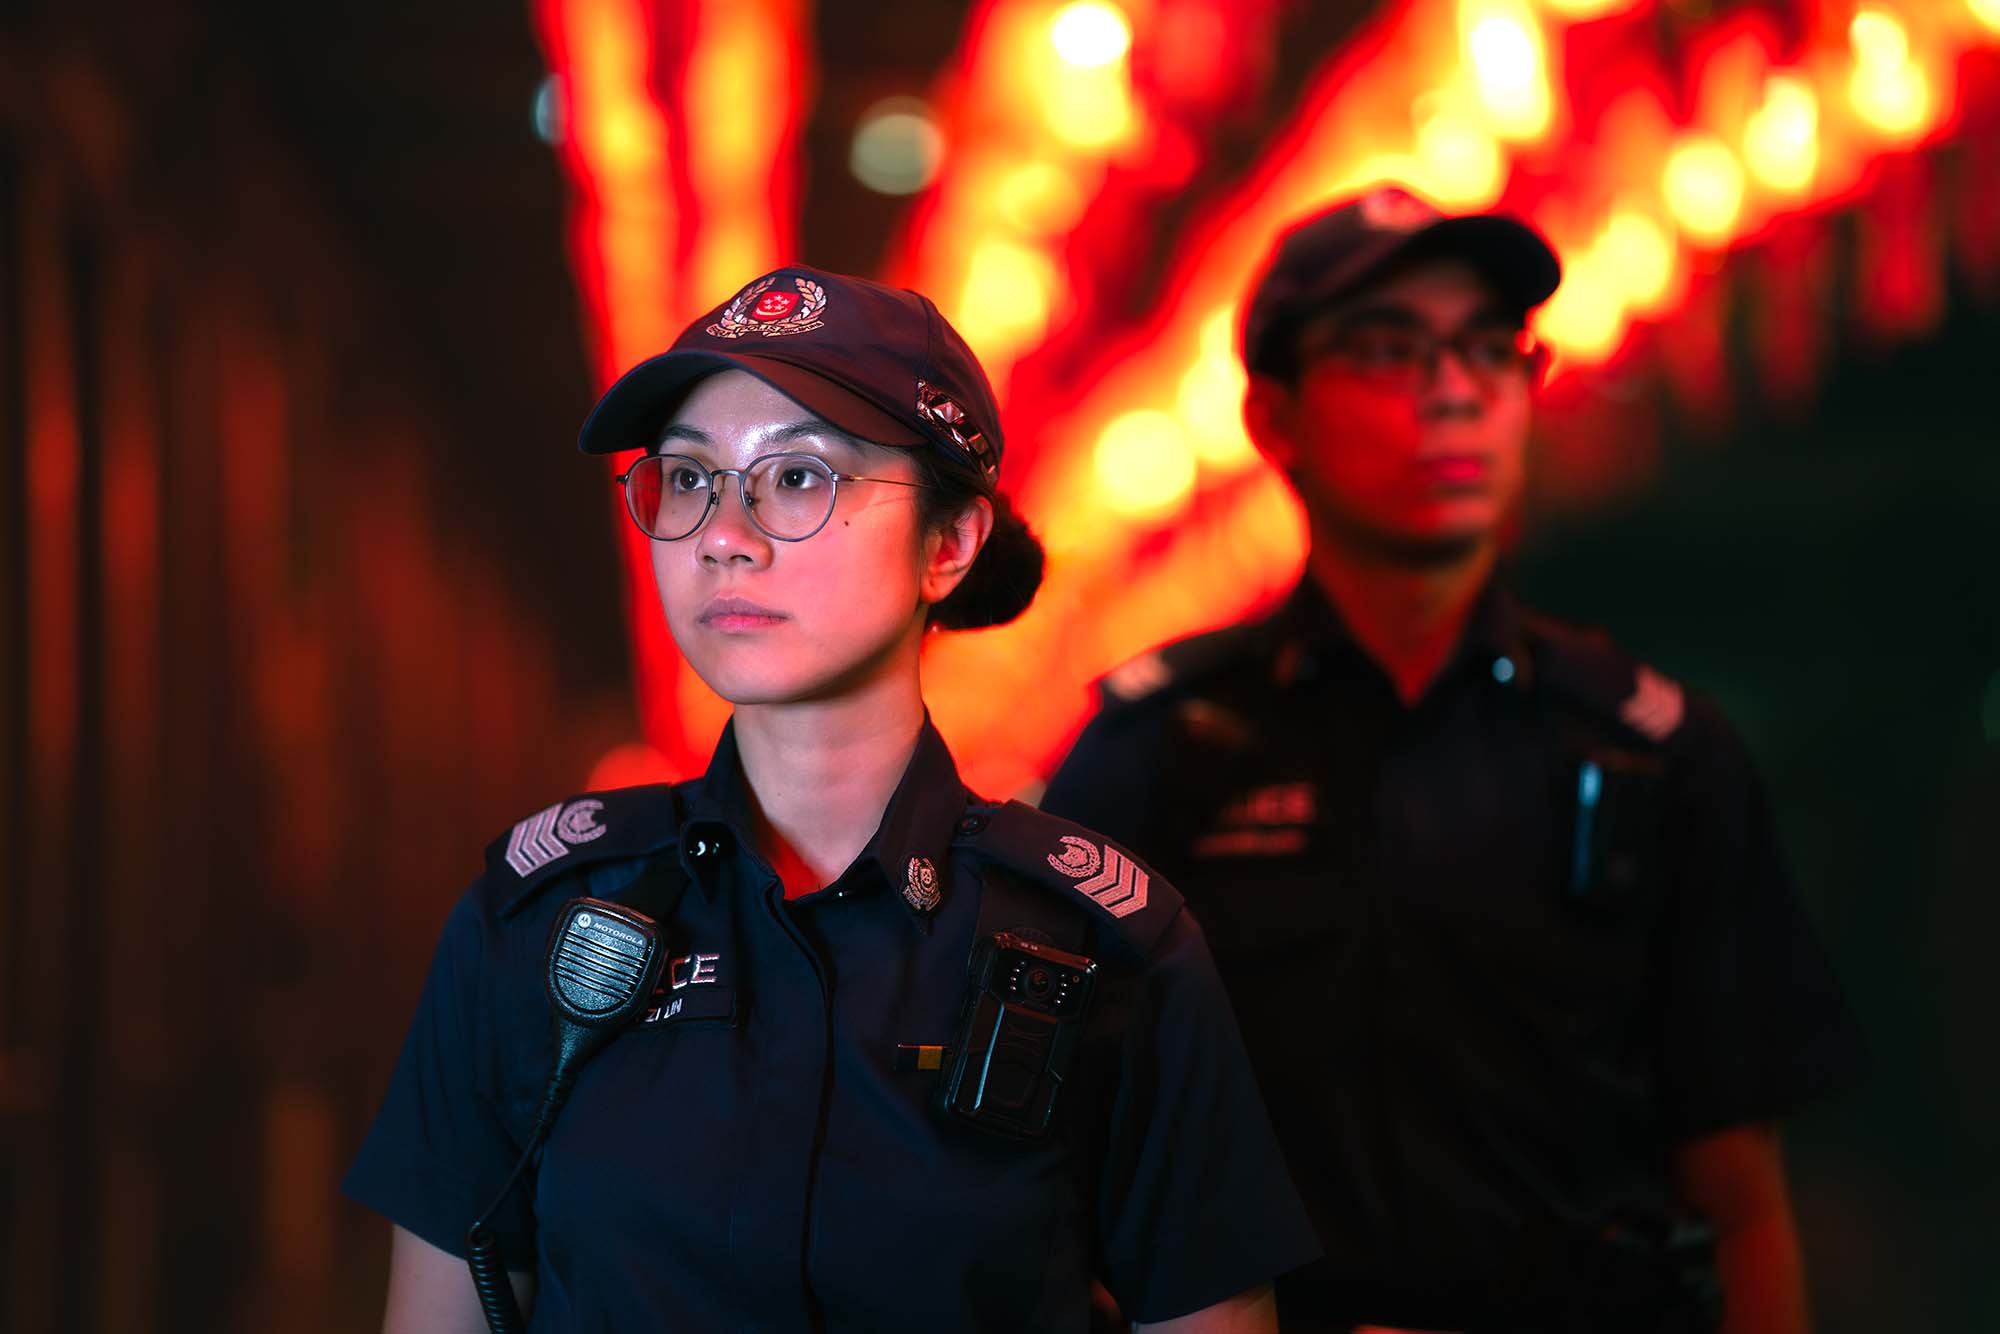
[1247,257,1539,563]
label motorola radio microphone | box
[466,897,667,1334]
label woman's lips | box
[699,596,789,631]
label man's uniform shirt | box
[344,720,1318,1332]
[1042,579,1866,1330]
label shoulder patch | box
[957,800,1183,962]
[486,783,682,917]
[1101,651,1172,703]
[1619,664,1685,742]
[1094,620,1268,710]
[1524,612,1685,746]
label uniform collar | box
[677,715,967,929]
[1271,571,1533,695]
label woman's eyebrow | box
[767,420,864,451]
[656,423,712,449]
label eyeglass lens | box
[623,453,839,542]
[1320,325,1540,391]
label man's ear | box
[1243,374,1299,472]
[921,495,994,605]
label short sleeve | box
[1040,699,1169,851]
[1092,908,1322,1323]
[341,887,537,1262]
[1653,703,1868,1139]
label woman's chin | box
[685,656,855,709]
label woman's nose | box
[697,474,771,564]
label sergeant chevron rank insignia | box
[952,800,1183,963]
[504,798,608,877]
[1046,835,1148,919]
[1619,665,1685,742]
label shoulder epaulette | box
[953,800,1184,963]
[1522,612,1687,746]
[1096,619,1269,707]
[485,783,683,917]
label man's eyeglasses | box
[1300,322,1549,394]
[615,452,927,543]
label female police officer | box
[342,266,1319,1333]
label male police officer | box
[1041,187,1865,1334]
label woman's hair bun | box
[929,491,1045,631]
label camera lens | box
[1025,967,1054,999]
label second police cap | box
[578,265,1003,486]
[1241,185,1563,376]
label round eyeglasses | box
[615,452,928,543]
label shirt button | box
[956,814,989,837]
[1492,655,1517,684]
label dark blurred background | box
[3,0,1994,1331]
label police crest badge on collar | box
[706,275,829,339]
[1046,835,1149,919]
[903,856,942,913]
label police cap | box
[1241,185,1562,377]
[578,265,1003,488]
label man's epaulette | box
[1522,612,1687,746]
[484,783,683,917]
[952,801,1184,964]
[1096,619,1270,707]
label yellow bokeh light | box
[1743,73,1818,192]
[1973,0,2000,35]
[1851,63,1932,138]
[995,161,1088,234]
[1178,357,1255,467]
[1851,10,1911,70]
[1415,106,1505,206]
[1181,306,1253,467]
[1049,1,1133,69]
[1847,10,1933,139]
[1663,134,1745,242]
[1533,252,1623,363]
[1535,0,1637,17]
[1598,212,1675,312]
[1465,9,1552,139]
[1095,410,1199,517]
[1038,64,1136,149]
[958,241,1055,354]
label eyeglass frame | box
[1293,314,1551,394]
[613,450,930,543]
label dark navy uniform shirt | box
[344,720,1318,1331]
[1041,579,1866,1330]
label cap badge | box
[903,856,942,913]
[1358,187,1436,233]
[707,275,829,339]
[914,380,998,476]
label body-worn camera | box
[938,932,1098,1141]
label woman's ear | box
[920,495,995,606]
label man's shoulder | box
[1521,607,1722,752]
[1092,617,1276,712]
